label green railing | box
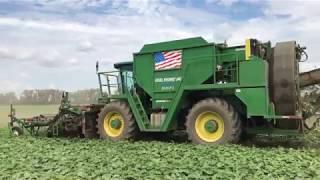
[97,71,121,97]
[214,52,240,84]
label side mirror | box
[96,61,99,73]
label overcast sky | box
[0,0,319,93]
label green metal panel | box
[235,87,270,117]
[218,47,245,63]
[151,45,215,109]
[153,92,176,109]
[134,53,154,96]
[246,128,300,135]
[160,86,186,131]
[154,70,181,93]
[183,45,215,85]
[239,58,268,86]
[135,38,217,111]
[184,83,240,90]
[138,37,208,54]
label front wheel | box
[186,98,241,145]
[97,101,138,141]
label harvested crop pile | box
[0,128,320,179]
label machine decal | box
[155,77,182,83]
[155,76,182,91]
[161,86,175,91]
[154,50,182,70]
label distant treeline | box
[0,89,100,105]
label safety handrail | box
[98,71,121,96]
[98,70,134,97]
[214,52,240,84]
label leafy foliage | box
[301,85,320,115]
[1,128,320,179]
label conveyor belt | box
[271,41,299,115]
[270,41,300,129]
[300,68,320,87]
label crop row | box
[0,128,320,179]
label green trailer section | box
[102,37,274,131]
[96,36,308,144]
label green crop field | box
[0,105,59,128]
[1,105,320,179]
[0,127,320,179]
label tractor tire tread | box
[97,101,138,140]
[185,98,241,144]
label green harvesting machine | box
[9,37,316,145]
[95,37,311,144]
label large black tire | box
[97,101,138,141]
[185,98,241,145]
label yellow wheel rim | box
[103,111,124,137]
[195,111,224,142]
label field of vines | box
[1,128,320,179]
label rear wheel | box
[186,98,241,145]
[97,101,138,141]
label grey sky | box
[0,0,319,93]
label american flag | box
[154,50,182,70]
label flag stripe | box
[155,56,181,66]
[162,63,181,70]
[156,60,181,70]
[164,53,180,59]
[154,50,182,70]
[164,51,180,57]
[163,50,180,56]
[156,63,181,70]
[157,63,181,70]
[163,52,176,56]
[156,59,181,69]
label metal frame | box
[8,104,54,136]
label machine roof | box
[114,61,133,69]
[138,37,208,54]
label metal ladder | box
[127,89,150,129]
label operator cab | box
[114,61,134,92]
[97,61,133,99]
[114,61,133,71]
